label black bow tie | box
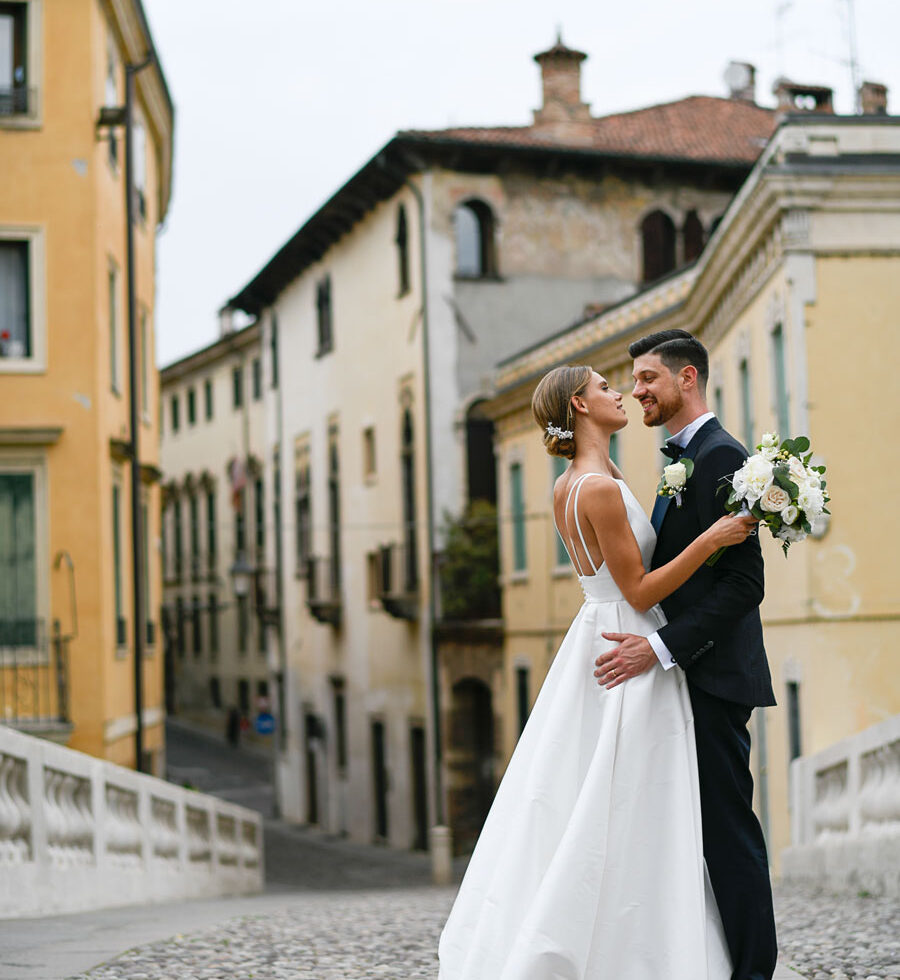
[660,442,683,461]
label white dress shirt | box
[648,412,716,670]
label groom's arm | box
[656,442,764,668]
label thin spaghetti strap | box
[561,478,586,576]
[572,476,601,575]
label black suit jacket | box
[651,418,776,708]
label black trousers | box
[688,680,778,980]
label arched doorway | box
[447,677,495,854]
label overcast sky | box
[142,0,899,366]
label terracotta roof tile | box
[403,95,775,166]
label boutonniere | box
[657,458,694,508]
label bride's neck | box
[573,429,614,473]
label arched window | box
[682,210,705,263]
[454,199,497,278]
[641,210,676,284]
[395,204,410,296]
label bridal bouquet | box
[707,432,829,564]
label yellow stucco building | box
[483,112,900,871]
[0,0,173,771]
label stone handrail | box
[782,713,900,897]
[0,723,263,917]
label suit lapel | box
[651,418,722,535]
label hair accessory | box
[546,423,573,440]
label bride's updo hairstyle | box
[531,365,592,460]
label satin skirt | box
[437,592,732,980]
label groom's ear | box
[679,365,699,390]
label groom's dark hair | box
[628,329,709,391]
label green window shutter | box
[510,462,526,572]
[740,359,754,451]
[113,483,123,634]
[609,432,620,467]
[772,324,790,437]
[0,473,36,645]
[552,457,569,566]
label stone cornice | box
[0,426,63,446]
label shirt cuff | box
[648,631,677,670]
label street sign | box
[254,712,275,735]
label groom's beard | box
[639,386,684,428]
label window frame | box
[0,225,45,373]
[0,0,42,129]
[316,275,333,356]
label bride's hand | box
[705,513,758,550]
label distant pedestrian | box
[226,705,241,747]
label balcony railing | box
[0,86,36,118]
[377,543,419,621]
[306,556,341,627]
[0,618,70,735]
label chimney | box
[773,78,834,121]
[532,33,592,140]
[724,61,756,103]
[859,80,888,115]
[218,305,235,337]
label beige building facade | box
[221,40,778,850]
[483,113,900,871]
[0,0,173,770]
[159,320,274,729]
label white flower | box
[798,483,826,520]
[732,454,774,505]
[788,455,808,487]
[759,432,780,460]
[776,525,807,544]
[760,484,791,513]
[663,462,688,491]
[804,467,822,489]
[781,504,799,526]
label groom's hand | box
[595,633,657,689]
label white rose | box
[733,454,774,504]
[788,456,808,486]
[664,462,687,490]
[760,484,791,513]
[798,484,825,520]
[776,525,806,544]
[759,432,780,461]
[781,504,799,526]
[804,467,822,490]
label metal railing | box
[0,619,70,730]
[0,86,36,117]
[378,543,419,620]
[306,556,341,626]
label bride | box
[437,365,756,980]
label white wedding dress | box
[438,474,732,980]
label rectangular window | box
[204,378,214,420]
[252,357,262,400]
[237,595,248,654]
[112,482,124,646]
[510,461,526,572]
[332,678,347,772]
[237,678,250,714]
[552,456,568,566]
[516,665,530,735]
[172,497,183,580]
[316,276,333,355]
[139,310,149,416]
[0,240,30,358]
[208,593,219,658]
[0,472,36,646]
[232,364,243,408]
[209,676,221,708]
[170,394,180,434]
[108,263,120,393]
[174,596,185,657]
[0,4,28,116]
[235,489,246,554]
[739,358,754,451]
[187,387,196,425]
[105,35,118,167]
[787,681,802,761]
[133,115,147,221]
[141,501,151,646]
[191,595,202,657]
[254,476,264,557]
[270,315,279,388]
[206,488,217,573]
[362,426,376,478]
[772,324,790,437]
[189,493,200,578]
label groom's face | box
[631,353,683,427]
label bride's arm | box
[579,481,754,613]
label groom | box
[594,329,778,980]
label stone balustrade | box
[782,713,900,897]
[0,724,263,917]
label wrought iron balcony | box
[0,618,71,737]
[377,543,419,621]
[306,556,341,627]
[0,86,35,118]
